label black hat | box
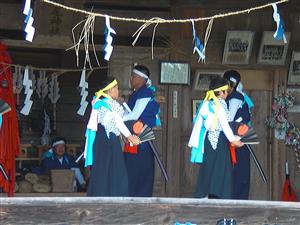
[209,77,229,90]
[223,70,241,86]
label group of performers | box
[189,70,253,199]
[84,64,253,199]
[85,65,159,197]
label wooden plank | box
[239,70,274,91]
[0,197,300,224]
[248,90,271,200]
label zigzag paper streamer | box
[77,68,89,116]
[103,15,116,61]
[20,66,33,115]
[191,20,205,62]
[23,0,35,42]
[272,3,287,43]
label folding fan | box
[229,122,259,144]
[133,121,155,143]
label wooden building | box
[0,0,299,202]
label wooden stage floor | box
[0,197,299,224]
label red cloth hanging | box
[0,42,20,196]
[281,176,298,202]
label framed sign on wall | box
[257,31,291,65]
[222,31,254,65]
[288,51,300,85]
[193,70,223,91]
[159,61,190,85]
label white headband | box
[132,69,152,87]
[52,140,65,147]
[229,77,237,83]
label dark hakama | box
[195,132,233,199]
[87,124,128,197]
[227,90,251,199]
[232,145,250,199]
[124,142,154,197]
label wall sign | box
[257,31,290,65]
[160,61,190,85]
[222,31,254,65]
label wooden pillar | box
[270,68,288,200]
[166,5,203,197]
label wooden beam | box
[1,197,300,224]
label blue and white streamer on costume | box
[23,0,35,42]
[0,115,2,129]
[84,98,112,167]
[103,15,116,61]
[189,101,216,164]
[272,3,287,43]
[191,20,205,62]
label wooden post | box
[270,68,288,200]
[166,5,204,197]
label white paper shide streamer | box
[41,110,51,146]
[48,74,60,130]
[104,15,116,61]
[77,68,89,116]
[36,71,48,103]
[13,66,23,105]
[23,0,35,42]
[20,66,33,115]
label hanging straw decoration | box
[67,14,100,69]
[36,71,48,104]
[12,66,23,106]
[28,66,36,91]
[41,0,288,24]
[48,73,60,130]
[41,110,51,146]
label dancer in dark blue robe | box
[123,65,160,197]
[224,70,254,200]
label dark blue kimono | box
[227,90,251,200]
[124,85,159,197]
[42,153,78,172]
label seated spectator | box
[42,137,86,190]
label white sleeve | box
[218,107,236,142]
[70,168,85,185]
[123,98,151,121]
[228,98,243,122]
[113,112,131,137]
[87,109,98,131]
